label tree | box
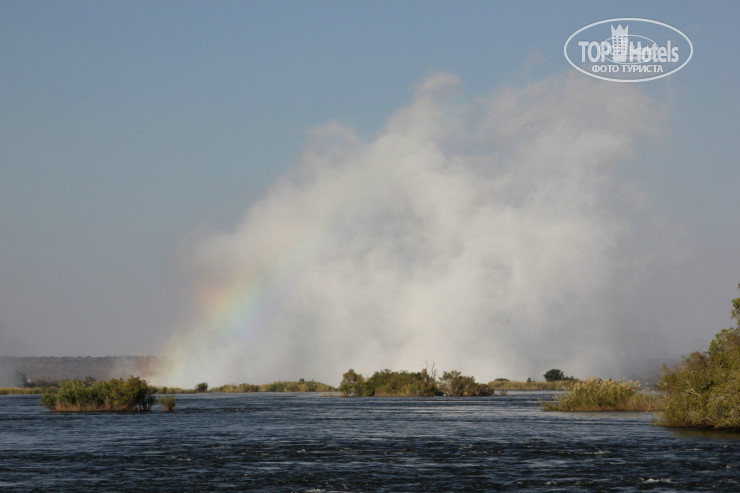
[544,369,565,382]
[415,363,441,396]
[441,370,464,396]
[440,370,491,396]
[195,382,209,393]
[339,369,365,396]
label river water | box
[0,391,738,492]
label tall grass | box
[542,378,665,412]
[488,380,573,391]
[210,383,260,393]
[153,380,335,394]
[259,380,335,392]
[158,394,176,412]
[0,387,55,395]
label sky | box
[1,1,738,386]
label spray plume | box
[155,73,668,387]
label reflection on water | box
[0,392,738,491]
[669,427,740,440]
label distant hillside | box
[0,356,161,385]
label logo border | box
[564,17,694,82]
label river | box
[0,391,738,491]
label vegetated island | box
[27,284,740,429]
[191,379,336,394]
[31,377,338,411]
[4,374,569,397]
[336,363,582,398]
[40,376,168,412]
[336,367,571,397]
[543,284,740,432]
[2,374,337,397]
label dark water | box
[1,392,738,492]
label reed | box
[0,387,53,395]
[158,394,177,412]
[210,383,260,393]
[259,380,336,392]
[542,377,664,412]
[489,380,574,391]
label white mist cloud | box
[156,73,677,387]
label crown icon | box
[611,24,629,62]
[611,24,629,38]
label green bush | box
[657,287,740,430]
[339,366,495,397]
[158,394,176,412]
[657,289,740,430]
[362,367,442,397]
[40,376,155,412]
[440,370,492,396]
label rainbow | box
[155,205,338,386]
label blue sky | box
[1,1,738,382]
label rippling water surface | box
[1,392,738,491]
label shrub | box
[195,382,209,393]
[656,286,740,430]
[158,394,176,412]
[440,370,492,396]
[657,327,740,429]
[40,392,58,408]
[40,376,156,412]
[360,367,442,397]
[340,366,493,397]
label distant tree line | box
[204,379,335,394]
[339,366,504,397]
[0,356,159,383]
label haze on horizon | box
[1,2,738,387]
